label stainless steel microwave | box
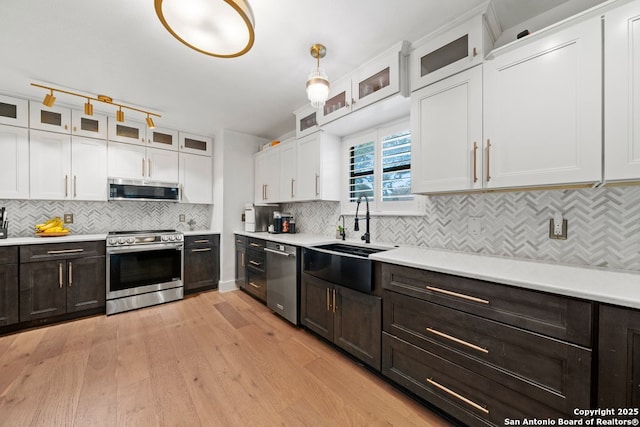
[108,178,180,202]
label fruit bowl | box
[35,231,70,237]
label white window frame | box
[341,118,424,216]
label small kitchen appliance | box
[244,204,278,232]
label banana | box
[35,217,66,233]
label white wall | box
[213,129,266,291]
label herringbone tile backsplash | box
[283,186,640,272]
[0,200,212,236]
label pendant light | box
[155,0,255,58]
[306,44,330,109]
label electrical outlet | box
[468,217,481,237]
[549,219,568,240]
[179,214,186,222]
[63,213,73,224]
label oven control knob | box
[176,234,183,241]
[127,237,135,244]
[161,235,168,241]
[169,235,176,241]
[118,237,126,244]
[108,238,118,245]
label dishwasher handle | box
[264,247,295,257]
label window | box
[342,119,422,215]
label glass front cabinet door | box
[29,101,71,134]
[0,95,28,128]
[294,104,319,139]
[71,110,107,139]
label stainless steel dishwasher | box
[265,241,299,325]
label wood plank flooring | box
[0,290,454,426]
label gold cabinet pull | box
[249,260,261,266]
[315,174,320,196]
[194,240,210,244]
[485,139,491,182]
[426,328,488,354]
[472,142,478,183]
[426,286,489,305]
[241,252,245,267]
[472,47,478,57]
[249,243,261,247]
[68,262,73,287]
[73,175,77,197]
[332,288,337,313]
[249,282,260,289]
[47,248,84,255]
[191,248,212,253]
[427,378,488,415]
[64,175,68,197]
[291,178,295,198]
[326,288,330,311]
[141,158,145,177]
[58,262,64,288]
[148,158,152,177]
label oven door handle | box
[107,243,183,254]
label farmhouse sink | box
[303,243,390,293]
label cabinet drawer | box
[383,290,591,412]
[381,263,593,346]
[234,235,247,246]
[185,233,219,248]
[382,333,567,426]
[245,270,266,302]
[0,246,18,265]
[20,240,106,263]
[246,249,265,272]
[247,238,266,250]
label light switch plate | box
[549,219,568,240]
[179,214,186,222]
[63,213,73,224]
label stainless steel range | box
[106,229,184,315]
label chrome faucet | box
[338,215,346,240]
[354,194,370,244]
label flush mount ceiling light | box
[31,83,160,127]
[306,43,330,109]
[155,0,255,58]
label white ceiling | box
[0,0,580,140]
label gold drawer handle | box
[193,240,210,244]
[426,328,488,354]
[249,243,262,247]
[47,248,85,255]
[191,248,212,252]
[249,260,261,266]
[249,282,261,289]
[426,286,489,305]
[427,378,489,415]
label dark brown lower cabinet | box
[235,235,246,290]
[0,246,19,326]
[19,241,105,322]
[598,304,640,407]
[301,272,381,370]
[184,234,220,294]
[380,262,593,426]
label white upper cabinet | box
[108,118,146,145]
[482,16,602,189]
[604,0,640,183]
[0,125,29,199]
[411,13,489,92]
[318,41,408,127]
[0,95,28,128]
[71,110,107,139]
[179,132,212,156]
[278,138,297,202]
[296,131,340,201]
[107,141,178,183]
[29,101,71,134]
[411,65,483,194]
[29,130,106,200]
[147,127,179,151]
[254,147,280,203]
[179,152,212,204]
[294,104,319,139]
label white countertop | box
[0,233,107,246]
[236,230,640,310]
[183,230,220,236]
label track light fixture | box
[84,99,93,116]
[42,89,56,107]
[146,114,155,129]
[31,83,160,127]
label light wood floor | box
[0,289,454,427]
